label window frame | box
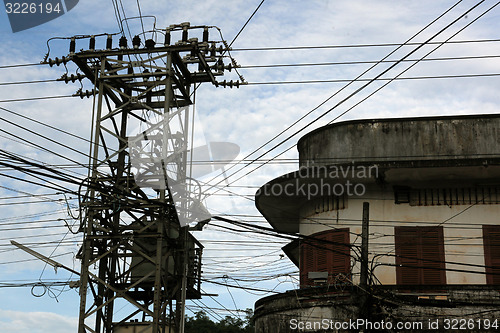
[394,226,446,286]
[482,225,500,285]
[299,228,351,287]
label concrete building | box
[254,114,500,332]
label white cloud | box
[0,309,77,333]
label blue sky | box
[1,0,500,331]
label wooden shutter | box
[395,226,446,285]
[300,239,317,285]
[483,225,500,285]
[420,227,446,285]
[395,227,420,285]
[300,229,350,287]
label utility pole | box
[360,202,369,288]
[359,202,370,321]
[47,23,239,333]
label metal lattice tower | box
[47,24,237,333]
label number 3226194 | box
[5,2,62,14]
[443,318,498,330]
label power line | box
[206,0,497,201]
[0,145,89,181]
[211,216,362,257]
[199,0,467,197]
[0,231,77,243]
[135,0,146,38]
[190,298,225,321]
[0,133,92,183]
[211,212,500,278]
[0,95,73,103]
[231,38,500,51]
[0,114,91,160]
[0,217,76,227]
[0,78,59,86]
[0,150,85,183]
[238,54,500,69]
[0,171,76,194]
[2,39,500,71]
[0,105,118,158]
[3,70,500,88]
[0,251,75,266]
[245,73,500,85]
[228,0,265,48]
[0,239,79,249]
[0,280,75,288]
[201,278,281,294]
[0,198,75,207]
[110,0,125,35]
[0,192,67,200]
[0,163,90,171]
[0,152,83,194]
[0,62,43,69]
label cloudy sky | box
[1,0,500,331]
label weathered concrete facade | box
[255,286,500,332]
[298,115,500,165]
[254,115,500,332]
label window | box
[483,225,500,285]
[393,186,500,206]
[299,194,346,218]
[300,228,350,287]
[394,226,446,285]
[393,186,411,204]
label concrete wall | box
[254,286,500,333]
[298,115,500,165]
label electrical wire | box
[0,105,94,147]
[0,95,74,103]
[204,1,500,213]
[135,0,146,38]
[0,78,59,86]
[2,71,500,87]
[2,39,500,70]
[0,62,43,69]
[211,214,500,278]
[238,54,500,69]
[199,0,468,198]
[0,115,91,160]
[245,73,500,85]
[230,38,500,52]
[228,0,265,49]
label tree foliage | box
[185,309,254,333]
